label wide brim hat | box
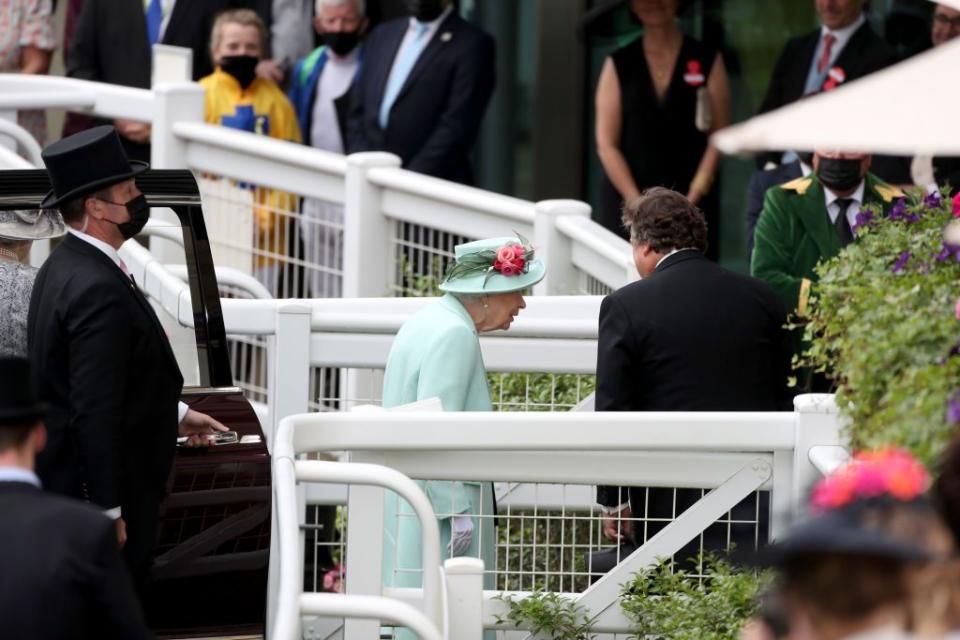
[740,505,935,568]
[0,357,45,422]
[439,236,546,295]
[40,125,149,209]
[0,208,66,241]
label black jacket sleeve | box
[66,0,100,80]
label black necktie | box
[833,198,855,247]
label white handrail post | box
[149,82,204,262]
[533,199,591,295]
[344,452,388,640]
[344,152,402,297]
[268,304,312,451]
[442,558,485,640]
[0,108,16,153]
[791,394,843,523]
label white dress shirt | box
[654,247,698,270]
[823,181,865,232]
[381,3,455,99]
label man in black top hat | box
[0,357,151,640]
[28,125,227,588]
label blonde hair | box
[210,9,268,60]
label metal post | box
[792,394,843,519]
[344,452,388,640]
[442,558,485,640]
[343,152,402,298]
[533,199,591,295]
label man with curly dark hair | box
[594,187,794,568]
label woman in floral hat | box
[746,449,956,640]
[380,235,544,635]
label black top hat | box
[0,357,45,423]
[40,125,149,209]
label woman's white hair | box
[315,0,366,16]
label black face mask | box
[404,0,445,22]
[817,157,864,192]
[220,55,259,89]
[322,31,360,56]
[105,195,150,240]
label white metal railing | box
[272,395,843,638]
[0,75,636,298]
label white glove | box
[447,515,474,556]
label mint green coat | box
[380,295,497,620]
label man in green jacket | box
[751,150,903,317]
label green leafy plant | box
[799,189,960,465]
[495,590,597,640]
[620,555,772,640]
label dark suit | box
[66,0,268,161]
[759,22,895,116]
[346,12,495,185]
[757,21,911,181]
[595,251,792,560]
[28,234,184,585]
[0,480,151,639]
[745,161,803,262]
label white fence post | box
[443,558,485,640]
[343,152,402,297]
[149,82,204,263]
[266,304,312,637]
[791,394,843,521]
[533,199,591,295]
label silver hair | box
[453,292,486,305]
[315,0,366,17]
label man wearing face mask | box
[287,0,368,296]
[28,126,228,591]
[751,150,903,320]
[346,0,495,185]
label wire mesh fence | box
[391,220,471,297]
[198,175,344,299]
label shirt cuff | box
[104,506,122,520]
[178,401,189,424]
[600,502,630,515]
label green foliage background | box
[800,191,960,465]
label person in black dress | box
[595,0,730,261]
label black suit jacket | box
[595,251,793,507]
[28,234,183,512]
[746,161,803,262]
[346,12,495,185]
[759,22,895,116]
[0,481,151,639]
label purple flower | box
[852,210,875,232]
[892,251,911,273]
[925,191,943,209]
[888,198,907,220]
[948,390,960,424]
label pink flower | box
[953,192,960,218]
[512,244,526,260]
[496,245,517,263]
[499,262,518,276]
[955,298,960,320]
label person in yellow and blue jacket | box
[199,9,302,295]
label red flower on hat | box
[810,448,929,513]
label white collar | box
[0,467,41,488]
[824,181,865,208]
[800,160,813,177]
[820,12,866,51]
[409,3,454,31]
[68,227,124,271]
[655,247,698,270]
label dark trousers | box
[122,494,163,593]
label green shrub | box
[800,189,960,465]
[495,590,597,639]
[619,555,771,640]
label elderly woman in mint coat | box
[380,236,545,629]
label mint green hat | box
[439,235,545,294]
